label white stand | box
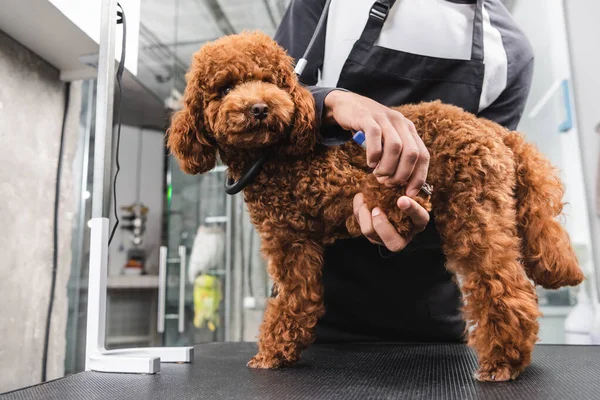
[84,0,192,374]
[85,219,193,373]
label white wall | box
[508,0,597,343]
[0,31,81,392]
[564,0,600,299]
[512,0,592,247]
[108,126,165,276]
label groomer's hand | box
[353,193,430,252]
[324,90,430,198]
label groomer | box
[274,0,534,342]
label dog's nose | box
[251,103,269,120]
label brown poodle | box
[167,31,584,382]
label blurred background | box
[1,0,600,393]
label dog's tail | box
[503,130,584,289]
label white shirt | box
[275,0,534,130]
[319,0,510,112]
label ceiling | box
[134,0,289,107]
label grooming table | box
[3,343,600,399]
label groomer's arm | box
[275,0,430,252]
[275,0,429,186]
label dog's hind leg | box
[247,237,325,369]
[432,146,541,381]
[452,259,539,381]
[437,192,541,381]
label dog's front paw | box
[247,354,289,369]
[473,364,521,382]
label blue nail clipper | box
[352,130,368,149]
[351,131,433,196]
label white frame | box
[84,0,192,374]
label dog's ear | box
[285,81,318,155]
[166,83,217,175]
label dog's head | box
[167,31,317,174]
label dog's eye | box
[220,86,233,97]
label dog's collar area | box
[205,133,219,147]
[221,125,293,196]
[201,132,268,196]
[224,152,270,195]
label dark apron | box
[316,0,485,343]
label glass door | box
[159,157,231,346]
[153,0,281,347]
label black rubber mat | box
[3,343,600,399]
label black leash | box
[42,81,70,383]
[224,152,270,195]
[108,2,126,245]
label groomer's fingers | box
[397,196,430,233]
[371,207,408,252]
[386,115,419,187]
[361,118,383,168]
[373,117,401,178]
[352,192,364,222]
[353,193,383,245]
[404,121,430,198]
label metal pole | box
[84,0,193,373]
[224,193,233,341]
[85,0,117,370]
[68,81,94,371]
[91,0,117,219]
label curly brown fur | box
[167,31,584,382]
